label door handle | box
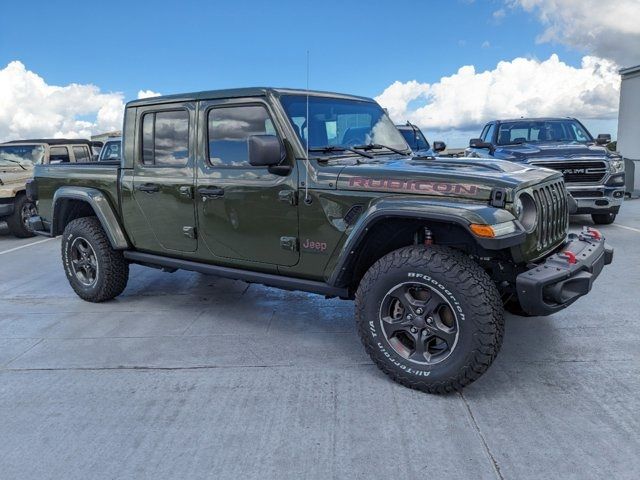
[198,186,225,198]
[137,183,160,193]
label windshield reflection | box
[279,95,408,154]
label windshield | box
[496,120,593,145]
[399,128,430,151]
[279,95,409,154]
[0,144,45,167]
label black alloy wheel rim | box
[379,282,459,365]
[70,237,99,286]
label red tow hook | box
[587,227,602,240]
[560,251,577,265]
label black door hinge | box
[183,226,197,239]
[280,236,298,251]
[278,190,298,206]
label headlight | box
[515,192,537,232]
[609,159,624,173]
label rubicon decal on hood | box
[346,176,484,197]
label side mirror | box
[469,138,491,149]
[248,135,285,167]
[596,134,611,145]
[433,141,446,153]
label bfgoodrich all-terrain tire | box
[591,212,616,225]
[62,217,129,302]
[355,245,504,394]
[6,193,37,238]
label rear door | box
[131,103,197,252]
[71,145,91,163]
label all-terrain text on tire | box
[356,246,504,393]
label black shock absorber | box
[424,227,433,246]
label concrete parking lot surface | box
[1,203,639,480]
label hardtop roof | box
[1,138,92,146]
[126,87,375,108]
[490,117,577,123]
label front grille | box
[531,180,569,250]
[531,161,607,184]
[571,190,603,198]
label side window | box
[72,146,90,163]
[102,142,121,160]
[49,146,70,163]
[483,124,496,143]
[479,125,490,142]
[140,110,189,167]
[208,104,275,167]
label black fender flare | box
[326,196,524,286]
[52,186,129,249]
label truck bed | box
[33,162,121,223]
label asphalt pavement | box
[0,202,638,480]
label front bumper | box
[516,228,613,316]
[568,184,624,214]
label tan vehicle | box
[0,139,94,237]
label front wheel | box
[62,217,129,302]
[6,194,37,238]
[592,212,616,225]
[355,245,504,394]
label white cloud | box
[492,8,506,22]
[508,0,640,66]
[0,61,126,141]
[481,40,491,49]
[376,54,620,133]
[137,89,162,99]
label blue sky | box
[1,0,635,145]
[1,0,582,98]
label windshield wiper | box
[308,146,374,159]
[351,143,409,156]
[0,158,27,170]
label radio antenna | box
[304,50,311,205]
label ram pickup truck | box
[27,88,612,393]
[466,117,625,225]
[0,139,94,237]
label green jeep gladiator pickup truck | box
[26,88,613,393]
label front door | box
[195,99,299,266]
[131,103,197,252]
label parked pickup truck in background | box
[396,122,446,157]
[466,117,625,225]
[0,138,94,237]
[97,137,121,162]
[26,88,612,393]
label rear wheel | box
[62,217,129,302]
[592,212,616,225]
[6,194,37,238]
[355,245,504,394]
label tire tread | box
[355,245,504,394]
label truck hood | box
[493,142,613,162]
[0,164,33,196]
[336,154,560,201]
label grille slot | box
[531,161,607,184]
[530,180,568,250]
[571,190,603,198]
